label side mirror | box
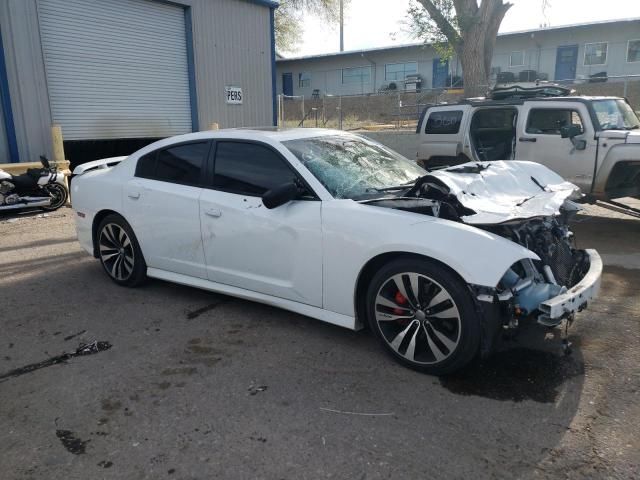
[262,181,300,209]
[560,125,582,139]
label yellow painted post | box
[51,125,65,163]
[209,122,219,131]
[50,125,71,203]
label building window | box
[342,66,371,84]
[628,40,640,63]
[584,42,608,66]
[385,62,418,81]
[299,72,311,88]
[509,51,524,67]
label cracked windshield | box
[284,135,425,199]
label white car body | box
[72,128,601,375]
[72,129,551,330]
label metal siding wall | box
[0,0,53,162]
[278,19,640,98]
[0,0,273,160]
[189,0,273,128]
[0,90,7,161]
[38,0,192,140]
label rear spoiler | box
[72,156,128,176]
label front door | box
[555,45,578,82]
[517,103,596,191]
[124,141,211,279]
[200,140,323,307]
[282,72,293,96]
[432,59,449,88]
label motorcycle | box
[0,156,68,212]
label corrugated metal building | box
[0,0,277,164]
[277,18,640,98]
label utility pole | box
[339,0,344,52]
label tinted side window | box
[135,152,157,179]
[526,109,583,135]
[213,142,297,196]
[154,142,209,185]
[425,111,463,134]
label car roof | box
[452,95,623,107]
[157,127,350,145]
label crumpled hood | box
[425,161,580,224]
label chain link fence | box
[277,75,640,131]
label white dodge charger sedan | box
[72,128,602,375]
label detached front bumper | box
[538,249,602,324]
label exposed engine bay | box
[364,161,596,340]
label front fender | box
[321,200,539,318]
[592,144,640,199]
[369,219,539,287]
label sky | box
[289,0,640,57]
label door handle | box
[204,207,222,218]
[127,191,141,199]
[519,137,537,143]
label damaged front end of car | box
[364,160,602,356]
[472,216,602,356]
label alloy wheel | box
[99,223,135,281]
[374,272,461,365]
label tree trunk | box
[457,43,488,97]
[456,0,512,97]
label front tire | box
[366,258,480,375]
[97,214,147,287]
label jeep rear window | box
[425,111,463,134]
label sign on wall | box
[225,86,243,105]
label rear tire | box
[42,183,68,211]
[97,214,147,287]
[366,258,480,375]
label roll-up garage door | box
[38,0,192,140]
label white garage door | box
[38,0,192,140]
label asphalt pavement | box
[0,205,638,480]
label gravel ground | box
[0,204,639,480]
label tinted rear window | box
[135,142,209,186]
[425,111,463,134]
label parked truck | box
[417,85,640,201]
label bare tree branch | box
[415,0,461,45]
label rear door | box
[517,102,596,190]
[199,140,323,307]
[418,105,472,167]
[124,141,211,279]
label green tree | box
[407,0,517,96]
[275,0,345,53]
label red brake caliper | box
[394,291,408,317]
